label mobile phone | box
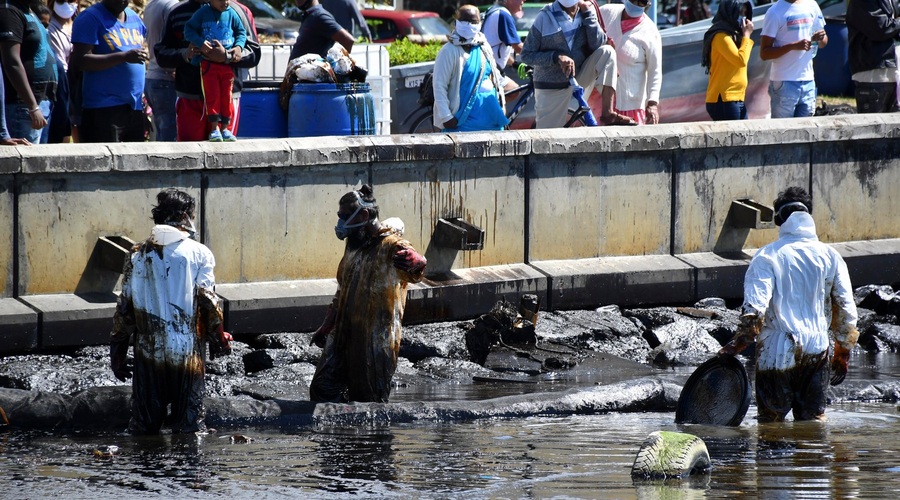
[738,15,746,25]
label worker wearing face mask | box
[110,188,233,435]
[432,4,508,131]
[309,184,426,403]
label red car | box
[362,9,451,44]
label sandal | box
[600,113,638,126]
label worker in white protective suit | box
[719,186,859,422]
[110,188,232,434]
[309,184,426,403]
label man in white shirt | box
[482,0,523,92]
[719,186,858,422]
[760,0,827,118]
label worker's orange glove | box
[718,313,762,357]
[830,342,851,386]
[393,248,426,274]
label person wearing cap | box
[308,184,426,403]
[719,186,859,422]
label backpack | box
[417,70,435,106]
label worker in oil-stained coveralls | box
[110,188,232,434]
[309,184,427,403]
[719,186,859,422]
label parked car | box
[239,0,301,42]
[362,9,451,44]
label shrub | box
[386,38,443,66]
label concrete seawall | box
[2,115,899,354]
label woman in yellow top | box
[701,0,755,120]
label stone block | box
[833,239,900,289]
[108,142,204,172]
[0,298,38,354]
[369,133,454,162]
[20,143,112,173]
[451,130,531,158]
[532,255,694,311]
[288,135,374,165]
[405,263,548,324]
[200,139,293,169]
[675,252,752,302]
[20,293,116,348]
[216,279,338,335]
[0,145,21,174]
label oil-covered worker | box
[110,188,232,434]
[719,186,858,422]
[309,184,426,403]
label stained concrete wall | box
[1,114,899,354]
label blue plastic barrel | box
[238,82,288,138]
[288,83,375,137]
[813,17,853,97]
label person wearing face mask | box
[701,0,754,121]
[287,0,354,61]
[520,0,636,127]
[432,4,507,131]
[719,186,859,422]
[45,0,74,142]
[110,188,233,434]
[308,184,426,403]
[598,0,662,124]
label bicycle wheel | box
[408,110,440,134]
[564,107,587,128]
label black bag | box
[417,70,435,106]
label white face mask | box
[623,0,646,17]
[558,0,579,9]
[455,20,480,40]
[53,1,77,19]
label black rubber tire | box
[631,431,711,480]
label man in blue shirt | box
[70,0,148,142]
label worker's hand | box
[740,18,754,37]
[310,327,329,348]
[1,137,31,146]
[718,335,749,357]
[393,248,426,273]
[209,327,233,358]
[443,117,458,129]
[110,342,133,382]
[811,29,826,42]
[231,45,243,63]
[645,102,659,124]
[793,39,812,51]
[201,40,228,63]
[578,0,591,12]
[183,43,201,62]
[830,342,851,386]
[124,47,149,64]
[557,54,575,78]
[28,108,46,130]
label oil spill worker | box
[110,188,232,434]
[719,186,859,422]
[309,184,426,403]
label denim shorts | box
[768,80,816,118]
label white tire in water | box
[631,431,711,480]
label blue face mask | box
[334,192,374,240]
[623,0,646,18]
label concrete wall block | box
[0,175,11,297]
[529,151,671,260]
[216,279,337,334]
[199,140,293,170]
[108,142,204,172]
[533,255,695,311]
[675,252,750,302]
[451,130,532,159]
[20,144,113,174]
[204,165,366,282]
[372,157,526,270]
[22,293,115,348]
[673,144,809,254]
[832,239,900,288]
[0,146,22,174]
[0,298,38,354]
[812,139,900,244]
[18,174,202,294]
[370,134,454,163]
[405,264,548,324]
[741,118,817,146]
[815,114,888,142]
[289,136,374,165]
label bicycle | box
[405,66,595,134]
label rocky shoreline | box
[2,285,899,431]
